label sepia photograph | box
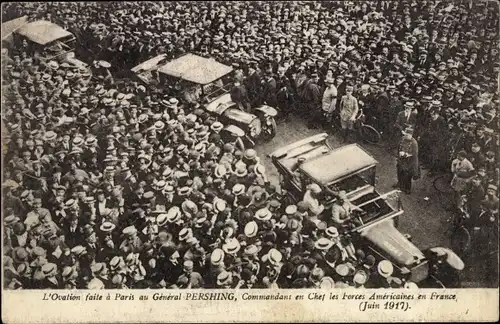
[1,0,499,322]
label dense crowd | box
[2,0,498,289]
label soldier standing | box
[395,127,420,194]
[339,85,359,143]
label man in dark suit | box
[415,50,430,71]
[420,108,448,174]
[230,81,251,112]
[375,84,391,136]
[395,101,418,136]
[276,66,293,119]
[83,227,99,261]
[244,61,262,106]
[303,73,323,128]
[395,127,420,194]
[95,189,112,220]
[261,71,278,108]
[61,213,86,248]
[23,159,48,192]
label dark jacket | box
[397,137,419,175]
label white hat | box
[314,237,334,250]
[325,227,339,238]
[319,276,335,289]
[210,248,225,265]
[166,206,181,223]
[232,183,245,195]
[244,221,258,238]
[87,278,105,289]
[154,121,165,130]
[211,121,224,132]
[377,260,394,278]
[353,269,368,285]
[214,164,227,178]
[285,205,297,215]
[266,248,282,265]
[122,226,137,236]
[179,228,192,241]
[99,222,116,233]
[404,281,419,289]
[216,271,232,286]
[254,208,272,221]
[222,238,241,254]
[156,214,169,227]
[213,198,227,212]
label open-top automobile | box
[131,53,278,147]
[270,133,465,287]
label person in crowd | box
[330,191,363,226]
[339,85,359,143]
[451,150,476,210]
[394,102,417,139]
[322,77,338,130]
[395,127,420,194]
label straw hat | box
[377,260,394,278]
[314,237,334,250]
[325,226,339,238]
[216,271,232,286]
[99,222,116,233]
[222,238,241,254]
[244,221,258,238]
[254,208,272,221]
[210,248,225,265]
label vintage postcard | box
[1,0,498,322]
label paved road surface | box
[254,114,497,288]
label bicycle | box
[354,109,382,145]
[450,204,498,260]
[330,109,381,145]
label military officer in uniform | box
[395,127,420,194]
[339,85,359,143]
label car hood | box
[360,218,425,267]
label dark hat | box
[403,127,414,136]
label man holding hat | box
[395,127,420,194]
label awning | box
[16,20,73,45]
[157,53,233,85]
[1,16,28,41]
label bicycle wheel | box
[433,173,454,193]
[450,226,472,255]
[359,124,381,144]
